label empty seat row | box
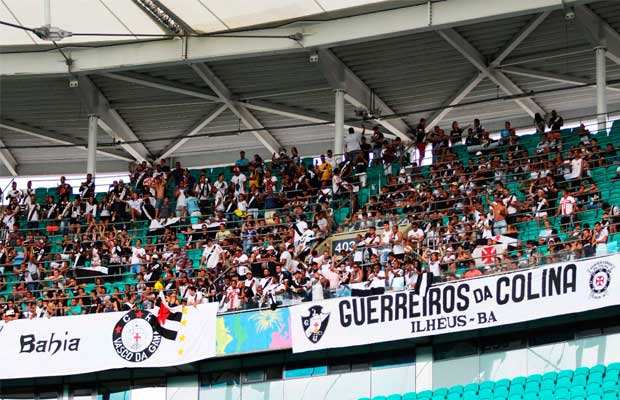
[360,364,620,400]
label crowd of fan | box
[1,110,620,320]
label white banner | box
[291,255,620,353]
[0,303,218,379]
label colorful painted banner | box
[216,307,291,355]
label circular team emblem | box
[588,261,614,299]
[112,310,161,362]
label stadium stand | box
[1,114,619,319]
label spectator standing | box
[344,127,362,162]
[556,189,577,233]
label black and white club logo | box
[112,310,161,362]
[588,261,614,299]
[301,305,330,344]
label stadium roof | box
[1,0,620,176]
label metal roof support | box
[427,12,549,128]
[190,63,283,155]
[158,104,228,160]
[0,138,18,176]
[316,49,411,141]
[101,72,319,122]
[426,73,485,129]
[0,119,134,162]
[101,72,369,133]
[489,12,551,68]
[575,5,620,66]
[99,72,220,102]
[76,76,152,163]
[501,66,620,92]
[438,28,545,117]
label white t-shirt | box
[131,247,146,265]
[380,230,392,247]
[407,228,425,247]
[300,230,316,247]
[237,200,248,212]
[559,196,576,216]
[127,199,143,211]
[344,132,362,152]
[176,191,186,209]
[231,174,247,195]
[201,244,222,269]
[293,221,308,246]
[184,290,203,305]
[213,181,228,194]
[391,232,404,255]
[234,254,250,276]
[280,251,293,271]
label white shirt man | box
[5,183,20,202]
[184,286,203,306]
[558,193,577,216]
[564,157,584,181]
[130,245,146,273]
[26,201,40,223]
[231,171,247,198]
[293,219,308,248]
[407,224,425,249]
[299,227,316,253]
[344,130,361,152]
[233,250,250,276]
[201,240,223,270]
[279,245,294,271]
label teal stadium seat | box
[449,386,464,395]
[560,370,575,380]
[528,375,542,384]
[464,384,479,394]
[497,380,512,389]
[479,388,493,400]
[495,387,510,398]
[464,391,477,400]
[572,386,587,398]
[591,374,605,385]
[525,382,540,394]
[602,382,618,394]
[575,376,589,387]
[592,365,607,376]
[608,364,620,373]
[540,390,554,400]
[541,380,555,391]
[558,377,573,389]
[418,390,433,399]
[604,371,619,384]
[463,392,478,400]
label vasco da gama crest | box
[588,260,614,299]
[301,305,330,344]
[112,310,162,362]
